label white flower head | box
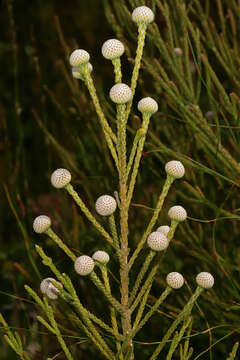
[102,39,124,60]
[165,160,185,179]
[196,272,214,289]
[156,225,170,236]
[69,49,90,67]
[51,168,71,189]
[168,205,187,222]
[132,6,154,24]
[95,195,117,216]
[74,255,95,276]
[109,83,132,104]
[166,272,184,289]
[33,215,51,233]
[92,250,110,264]
[147,231,168,251]
[137,97,158,115]
[40,278,62,300]
[40,277,56,294]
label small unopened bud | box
[74,255,95,276]
[92,250,110,264]
[95,195,117,216]
[132,6,154,24]
[69,49,90,67]
[102,39,124,60]
[137,97,158,115]
[166,272,184,289]
[51,168,71,189]
[147,232,168,251]
[156,225,170,236]
[168,206,187,222]
[109,83,132,104]
[165,160,185,179]
[33,215,51,233]
[196,272,214,289]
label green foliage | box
[1,0,240,358]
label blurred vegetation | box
[1,0,240,358]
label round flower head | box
[109,83,132,104]
[132,6,154,24]
[92,250,110,264]
[95,195,117,216]
[40,277,56,294]
[174,47,183,57]
[74,255,95,276]
[33,215,51,233]
[72,63,93,78]
[196,272,214,289]
[102,39,124,60]
[137,97,158,115]
[168,205,187,222]
[51,168,71,189]
[157,225,170,236]
[165,160,185,179]
[45,282,62,300]
[147,231,168,252]
[69,49,90,67]
[166,272,184,289]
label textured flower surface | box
[40,278,62,300]
[102,39,124,59]
[165,160,185,179]
[92,250,110,264]
[33,215,51,233]
[132,6,154,24]
[109,83,132,104]
[74,255,95,276]
[168,205,187,222]
[147,231,168,251]
[137,97,158,114]
[95,195,117,216]
[40,277,56,294]
[196,272,214,289]
[51,168,71,188]
[69,49,90,66]
[166,272,184,289]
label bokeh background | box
[1,0,240,358]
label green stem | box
[112,58,122,83]
[45,228,76,261]
[65,183,114,246]
[128,176,174,270]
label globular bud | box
[174,47,183,57]
[147,231,168,252]
[72,63,93,79]
[132,6,154,24]
[165,160,185,179]
[92,250,110,265]
[95,195,117,216]
[196,272,214,289]
[33,215,51,234]
[109,83,132,104]
[69,49,90,67]
[102,39,124,60]
[46,282,62,300]
[74,255,95,276]
[156,225,170,236]
[40,277,56,294]
[166,272,184,289]
[205,111,214,119]
[51,168,71,189]
[168,205,187,222]
[40,278,62,300]
[137,97,158,115]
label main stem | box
[117,103,133,357]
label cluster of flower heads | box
[33,5,214,303]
